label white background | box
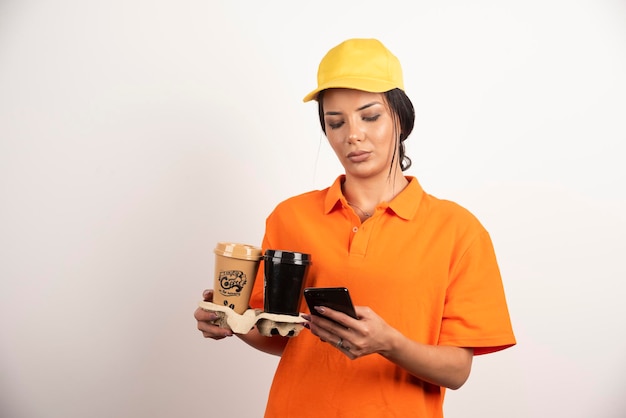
[1,1,625,417]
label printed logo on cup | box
[218,270,248,296]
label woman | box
[195,38,516,417]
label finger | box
[353,305,371,318]
[308,313,342,336]
[309,319,351,350]
[339,345,357,360]
[308,314,362,354]
[201,331,225,340]
[313,306,358,329]
[333,335,360,359]
[342,349,357,360]
[333,336,358,360]
[307,318,335,341]
[197,320,233,339]
[194,307,219,322]
[309,315,357,349]
[200,330,231,340]
[202,289,214,302]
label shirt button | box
[352,226,358,233]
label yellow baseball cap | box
[302,38,404,103]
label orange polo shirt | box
[249,175,516,418]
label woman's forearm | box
[381,329,473,390]
[236,327,288,356]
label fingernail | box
[300,314,311,321]
[314,306,325,314]
[302,322,310,329]
[203,289,211,298]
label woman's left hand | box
[304,305,394,360]
[304,305,474,389]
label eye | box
[327,120,344,130]
[363,114,380,122]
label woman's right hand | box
[194,289,234,339]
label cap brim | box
[302,78,402,102]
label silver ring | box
[335,338,343,348]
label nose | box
[346,122,363,143]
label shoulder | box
[424,192,482,226]
[274,188,326,210]
[263,188,329,244]
[267,188,328,222]
[418,191,489,245]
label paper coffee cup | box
[213,242,263,314]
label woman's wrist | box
[378,326,405,359]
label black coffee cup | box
[263,249,311,316]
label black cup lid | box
[264,249,311,265]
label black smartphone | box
[303,287,358,320]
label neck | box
[342,167,409,215]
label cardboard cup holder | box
[198,301,306,337]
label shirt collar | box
[324,175,424,220]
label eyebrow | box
[324,101,381,116]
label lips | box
[347,150,371,163]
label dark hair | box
[317,88,415,171]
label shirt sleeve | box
[248,215,275,311]
[438,229,516,355]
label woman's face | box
[322,88,399,180]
